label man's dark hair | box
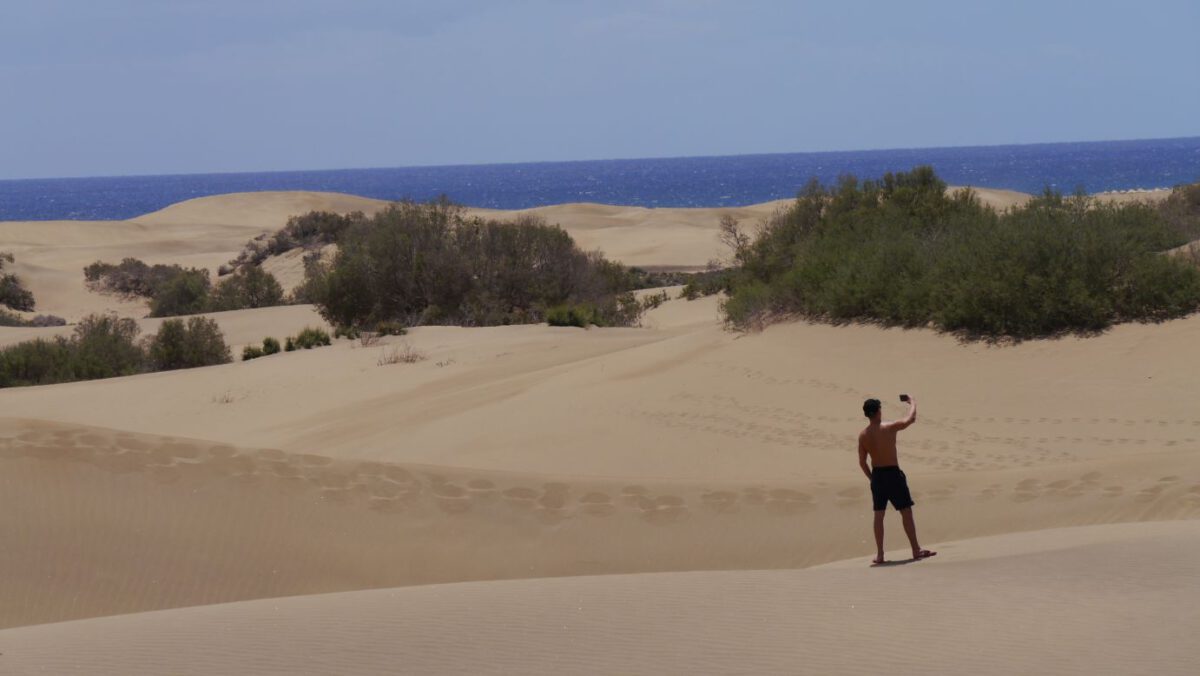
[863,398,881,418]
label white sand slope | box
[0,189,1196,672]
[1,520,1195,675]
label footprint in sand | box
[579,492,616,517]
[467,479,496,491]
[700,490,739,514]
[742,487,768,506]
[502,487,539,510]
[765,489,814,515]
[638,495,688,524]
[368,497,406,514]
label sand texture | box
[0,189,1196,674]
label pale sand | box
[0,190,1197,671]
[1,521,1195,675]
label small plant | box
[378,342,425,365]
[640,290,670,311]
[333,325,360,340]
[290,326,332,350]
[358,331,380,347]
[242,345,265,361]
[262,336,281,355]
[284,336,296,352]
[374,320,407,336]
[546,304,593,328]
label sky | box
[2,0,1197,180]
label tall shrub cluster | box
[0,314,231,387]
[223,210,367,272]
[1,252,36,312]
[721,167,1200,339]
[85,258,285,317]
[302,199,643,328]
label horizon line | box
[3,134,1197,184]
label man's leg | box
[900,508,935,559]
[873,510,886,563]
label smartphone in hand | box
[899,394,910,402]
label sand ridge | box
[0,188,1197,671]
[1,520,1196,675]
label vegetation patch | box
[146,317,233,370]
[1,252,37,312]
[85,257,287,317]
[0,313,232,388]
[223,210,367,273]
[300,198,647,329]
[719,167,1200,340]
[286,327,331,351]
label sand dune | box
[1,189,1198,671]
[6,185,1140,324]
[1,520,1195,675]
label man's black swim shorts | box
[870,465,914,512]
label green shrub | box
[291,326,331,349]
[145,317,232,370]
[284,336,296,352]
[0,313,143,387]
[149,269,212,317]
[0,313,233,388]
[1159,182,1200,244]
[208,266,285,311]
[242,345,265,361]
[0,310,66,327]
[303,199,643,329]
[546,305,593,328]
[0,252,35,312]
[721,169,1200,339]
[262,336,281,355]
[0,338,75,387]
[640,290,670,311]
[374,320,407,336]
[226,211,367,270]
[332,325,359,340]
[71,314,145,379]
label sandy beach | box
[1,188,1196,674]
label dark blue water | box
[2,137,1198,221]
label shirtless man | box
[858,395,936,565]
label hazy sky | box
[3,0,1197,179]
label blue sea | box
[2,137,1198,221]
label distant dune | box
[0,188,1195,672]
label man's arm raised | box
[889,396,918,431]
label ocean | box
[2,136,1198,221]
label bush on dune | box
[85,256,287,316]
[302,198,644,329]
[0,314,145,387]
[0,309,65,327]
[145,317,232,370]
[224,210,367,271]
[0,313,234,388]
[208,266,285,311]
[148,268,212,317]
[721,167,1200,339]
[1,252,36,312]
